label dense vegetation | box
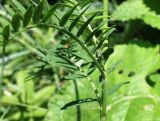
[0,0,160,121]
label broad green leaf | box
[2,25,10,40]
[12,14,21,32]
[105,40,160,121]
[59,3,79,26]
[107,81,129,96]
[23,5,34,27]
[77,12,98,37]
[143,12,160,30]
[108,97,160,121]
[111,0,149,21]
[33,0,44,23]
[111,0,160,30]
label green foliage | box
[2,25,10,40]
[0,0,160,121]
[59,3,79,26]
[44,80,100,121]
[23,5,34,27]
[111,0,160,30]
[12,14,21,32]
[33,0,44,23]
[106,40,160,121]
[111,0,149,21]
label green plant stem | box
[73,80,81,121]
[0,39,6,98]
[103,0,108,27]
[101,0,109,121]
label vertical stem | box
[0,39,6,98]
[73,80,81,121]
[101,77,108,121]
[101,0,109,121]
[103,0,108,27]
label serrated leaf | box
[23,5,34,27]
[77,12,99,37]
[42,2,59,22]
[143,12,160,30]
[59,3,79,26]
[33,0,44,23]
[12,14,21,32]
[111,0,149,21]
[2,25,10,40]
[61,98,97,110]
[107,81,129,96]
[69,4,91,31]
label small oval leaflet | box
[2,25,10,40]
[23,5,34,27]
[33,0,44,23]
[12,14,21,32]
